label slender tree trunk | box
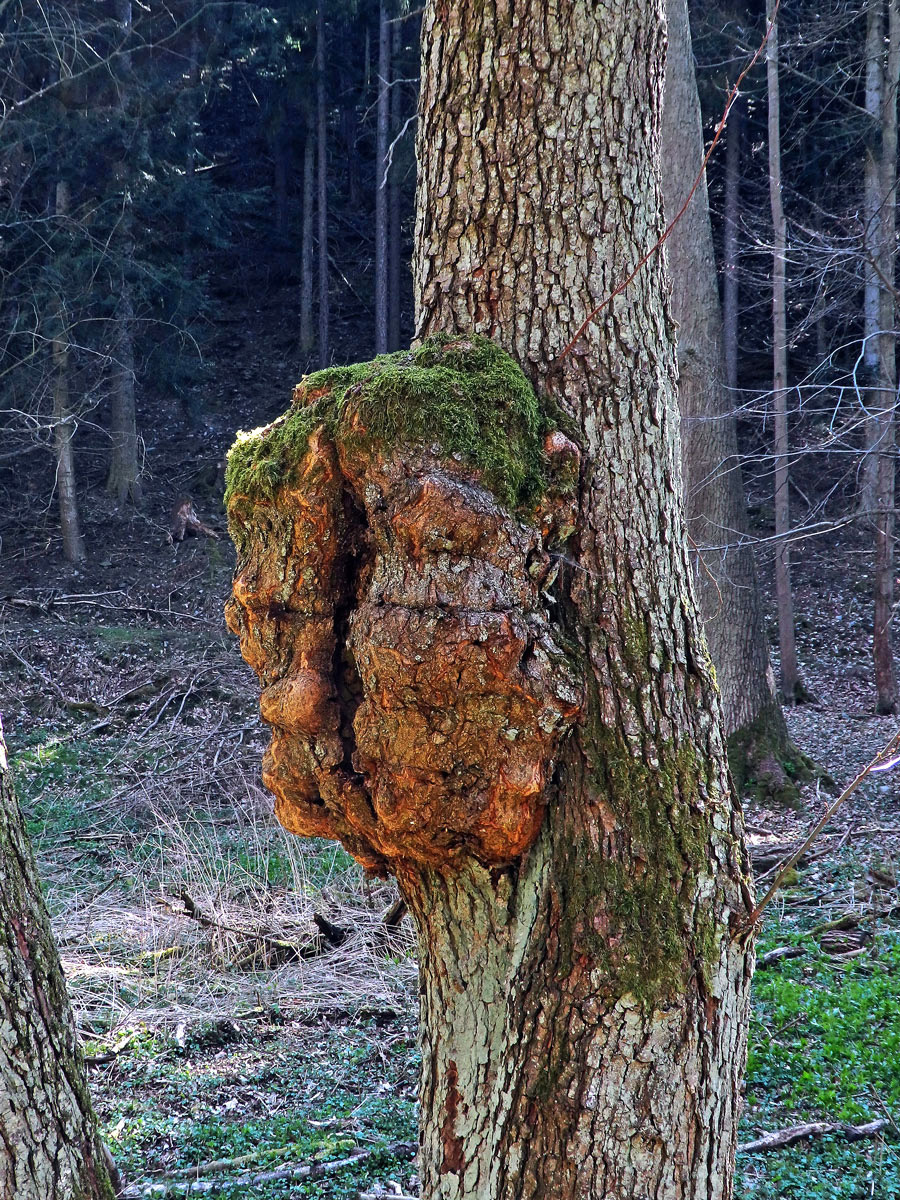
[274,126,289,238]
[766,0,802,703]
[0,717,118,1199]
[862,0,886,513]
[722,96,742,399]
[317,4,330,368]
[183,4,201,285]
[374,1,391,354]
[106,0,142,507]
[411,2,754,1196]
[873,0,900,713]
[51,181,85,565]
[663,0,799,800]
[388,14,403,352]
[300,118,316,354]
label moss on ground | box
[225,334,554,513]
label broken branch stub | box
[225,337,584,874]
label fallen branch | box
[756,946,806,969]
[120,1141,417,1198]
[739,1119,888,1154]
[162,890,336,965]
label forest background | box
[1,1,900,1197]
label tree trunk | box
[861,0,886,514]
[317,4,330,368]
[374,1,391,353]
[387,15,404,351]
[409,3,753,1196]
[722,96,742,399]
[0,717,118,1200]
[766,0,802,703]
[300,118,316,354]
[225,3,755,1198]
[106,0,142,507]
[662,0,799,801]
[873,0,900,714]
[51,181,85,565]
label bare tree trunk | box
[862,0,886,512]
[767,0,802,703]
[387,13,403,352]
[106,0,142,507]
[663,0,800,801]
[274,127,289,238]
[300,118,315,354]
[722,96,742,399]
[317,4,330,368]
[874,0,900,713]
[374,1,391,354]
[51,180,85,565]
[0,717,118,1199]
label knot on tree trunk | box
[225,335,584,873]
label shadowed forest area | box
[2,1,900,1197]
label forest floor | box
[2,287,900,1197]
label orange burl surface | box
[226,404,583,873]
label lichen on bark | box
[225,334,584,874]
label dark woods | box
[1,0,899,712]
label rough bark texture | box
[662,0,800,801]
[227,2,755,1198]
[766,0,802,703]
[0,719,117,1200]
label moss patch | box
[225,334,554,512]
[558,721,723,1009]
[727,700,814,808]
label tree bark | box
[317,4,330,368]
[409,3,753,1197]
[766,0,802,703]
[873,0,900,714]
[374,1,391,354]
[226,3,755,1198]
[51,180,85,565]
[0,717,118,1200]
[662,0,799,800]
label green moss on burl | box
[225,333,553,512]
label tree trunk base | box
[727,700,813,808]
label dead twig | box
[738,1119,888,1154]
[120,1141,417,1198]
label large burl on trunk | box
[225,335,583,873]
